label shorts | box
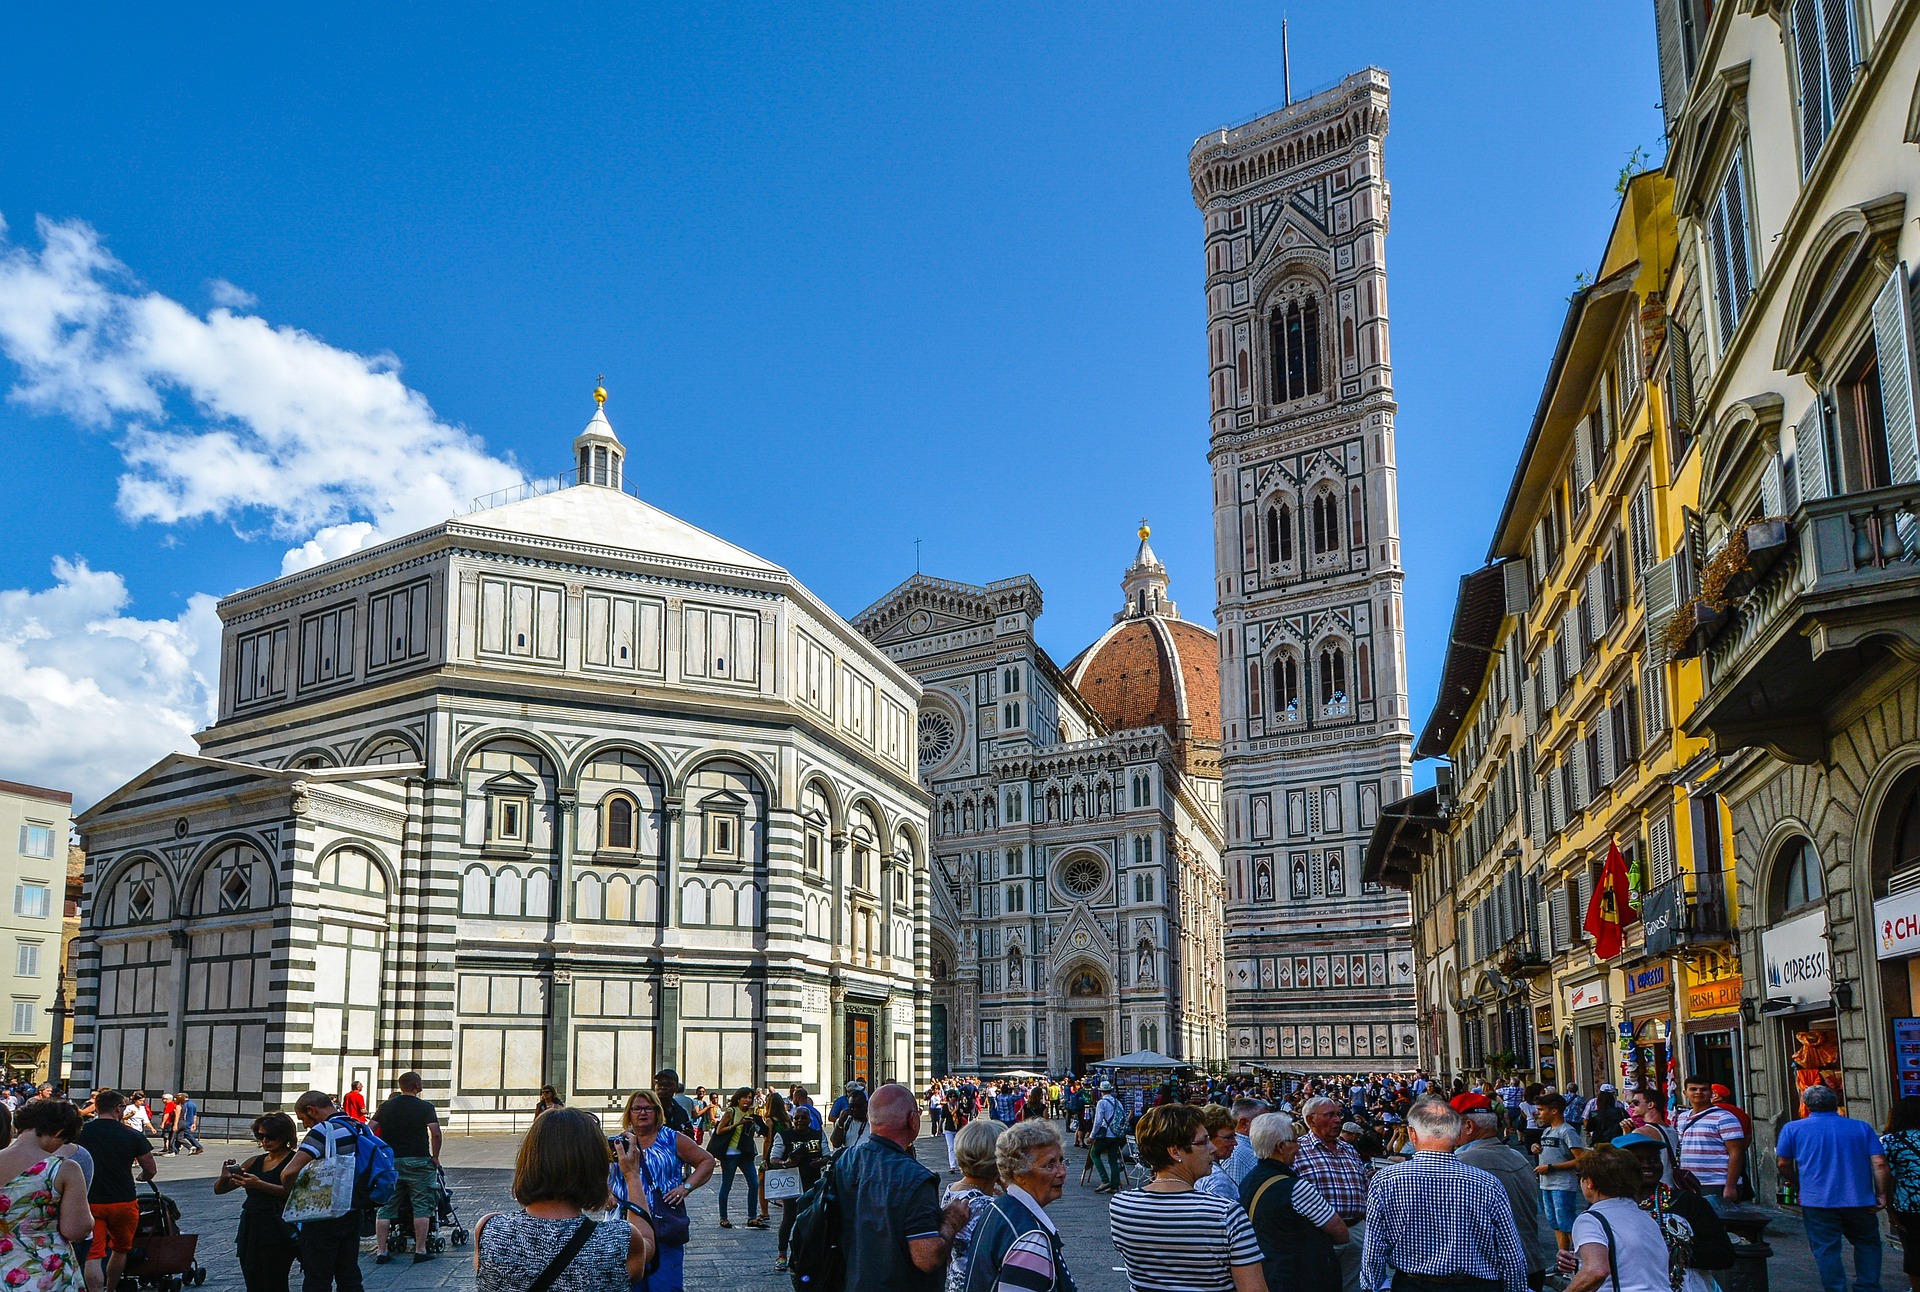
[1540,1188,1586,1232]
[377,1156,441,1221]
[89,1201,140,1259]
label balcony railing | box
[1642,870,1733,954]
[1497,936,1551,978]
[1687,481,1920,762]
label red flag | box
[1583,838,1639,959]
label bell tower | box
[1190,69,1417,1070]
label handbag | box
[649,1195,691,1248]
[764,1167,804,1202]
[283,1125,357,1223]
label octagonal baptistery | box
[71,394,931,1133]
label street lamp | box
[45,975,69,1092]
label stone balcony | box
[1687,481,1920,762]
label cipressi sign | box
[1762,909,1832,1006]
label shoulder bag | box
[1592,1210,1624,1292]
[528,1218,599,1292]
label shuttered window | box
[1873,264,1920,499]
[1629,483,1655,575]
[1707,145,1757,346]
[1791,0,1861,176]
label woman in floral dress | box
[0,1099,92,1292]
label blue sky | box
[0,2,1662,803]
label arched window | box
[1274,656,1300,713]
[1775,836,1826,915]
[1268,295,1324,402]
[603,793,637,852]
[1247,660,1264,716]
[1320,646,1348,700]
[1311,494,1340,554]
[1266,508,1281,562]
[1349,484,1365,547]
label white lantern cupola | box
[574,381,624,489]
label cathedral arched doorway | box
[1065,966,1109,1074]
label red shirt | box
[342,1089,367,1122]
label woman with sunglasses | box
[609,1090,715,1292]
[1110,1103,1268,1292]
[215,1112,300,1292]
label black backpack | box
[787,1156,843,1292]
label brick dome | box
[1064,527,1220,772]
[1066,616,1221,748]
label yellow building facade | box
[1374,174,1747,1094]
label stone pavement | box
[146,1129,1830,1292]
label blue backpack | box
[332,1117,399,1209]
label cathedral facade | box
[856,535,1227,1075]
[1190,69,1418,1069]
[70,398,930,1132]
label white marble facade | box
[1192,69,1419,1069]
[72,400,930,1132]
[855,538,1228,1076]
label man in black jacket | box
[1613,1131,1736,1276]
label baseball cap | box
[1341,1121,1363,1135]
[1450,1092,1492,1113]
[1612,1131,1664,1150]
[1599,1083,1617,1092]
[1100,1081,1114,1091]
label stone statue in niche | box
[1137,941,1154,985]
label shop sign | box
[1762,909,1832,1006]
[1642,881,1682,956]
[1875,888,1920,961]
[1896,1018,1920,1099]
[1626,963,1669,995]
[1686,975,1743,1016]
[1568,980,1608,1013]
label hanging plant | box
[1699,528,1752,607]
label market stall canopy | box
[1090,1050,1189,1070]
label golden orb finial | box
[1138,517,1151,542]
[593,374,607,407]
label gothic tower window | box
[1319,646,1348,705]
[1268,295,1324,403]
[1273,655,1300,714]
[1311,494,1340,555]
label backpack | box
[787,1156,844,1292]
[334,1116,399,1209]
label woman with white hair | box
[1239,1113,1347,1292]
[944,1118,1007,1292]
[962,1120,1076,1292]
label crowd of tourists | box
[0,1065,1909,1292]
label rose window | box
[918,712,956,770]
[1062,856,1104,897]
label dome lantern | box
[574,378,624,489]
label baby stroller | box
[121,1182,207,1291]
[381,1165,469,1255]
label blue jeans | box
[1540,1188,1586,1232]
[718,1153,757,1223]
[1803,1206,1881,1292]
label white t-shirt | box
[1571,1198,1671,1292]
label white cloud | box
[0,214,524,547]
[207,279,256,310]
[0,559,220,809]
[0,216,534,807]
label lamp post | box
[45,974,68,1092]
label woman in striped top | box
[1109,1104,1267,1292]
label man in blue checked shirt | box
[1360,1098,1529,1292]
